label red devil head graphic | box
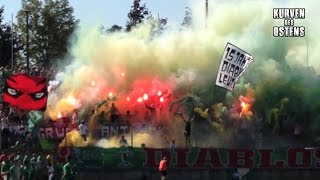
[2,74,48,111]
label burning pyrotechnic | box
[241,102,246,108]
[52,0,320,148]
[57,113,62,119]
[66,95,79,106]
[143,93,148,100]
[239,95,254,120]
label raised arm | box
[164,136,170,145]
[190,115,195,122]
[169,102,176,112]
[169,98,183,112]
[145,102,152,110]
[178,112,187,123]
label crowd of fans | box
[0,151,79,180]
[0,65,58,149]
[0,64,132,179]
[1,152,51,180]
[0,64,191,179]
[0,65,75,180]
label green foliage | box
[126,0,150,31]
[149,15,168,37]
[0,6,22,66]
[181,7,192,27]
[107,25,123,33]
[16,0,78,67]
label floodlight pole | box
[24,10,31,72]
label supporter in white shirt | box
[78,121,88,141]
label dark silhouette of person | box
[108,103,120,123]
[178,112,194,148]
[145,102,157,125]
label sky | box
[1,0,191,27]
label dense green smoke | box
[54,0,319,147]
[189,0,320,141]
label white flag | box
[215,43,254,91]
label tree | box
[99,25,106,33]
[107,25,122,33]
[16,0,78,67]
[155,16,168,35]
[126,0,150,31]
[181,7,192,27]
[149,15,168,37]
[159,17,168,31]
[0,6,22,67]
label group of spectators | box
[0,64,58,150]
[94,101,166,130]
[0,65,65,180]
[0,151,78,180]
[0,64,173,180]
[0,152,51,180]
[0,104,31,149]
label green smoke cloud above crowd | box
[53,0,320,147]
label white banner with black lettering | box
[215,43,254,91]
